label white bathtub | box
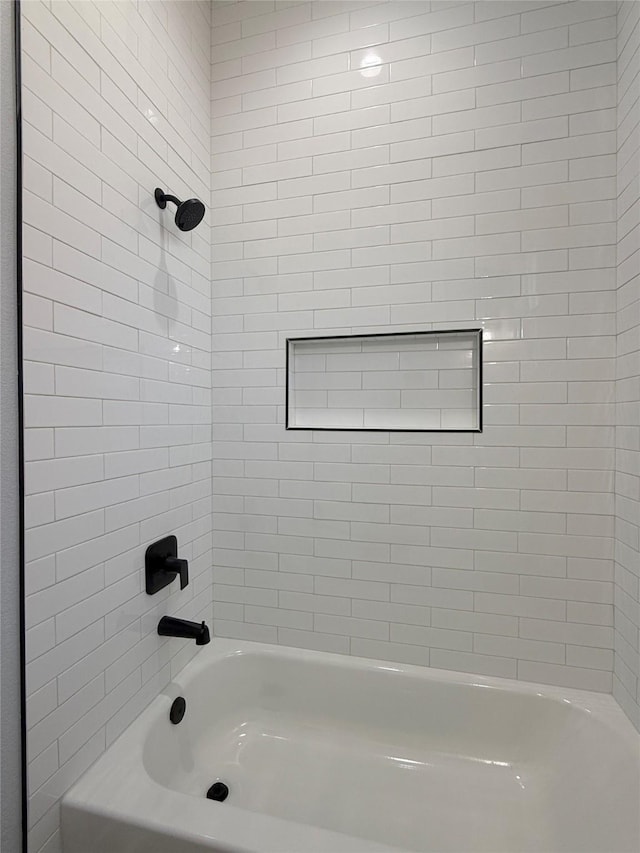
[62,639,640,853]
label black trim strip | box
[14,0,27,848]
[286,328,483,433]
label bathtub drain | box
[206,782,229,802]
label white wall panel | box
[22,2,212,850]
[210,0,618,695]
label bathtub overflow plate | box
[169,696,186,724]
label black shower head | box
[175,198,205,232]
[154,188,205,232]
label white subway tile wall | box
[614,0,640,732]
[21,2,212,851]
[20,2,640,850]
[287,330,481,430]
[210,0,619,693]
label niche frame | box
[285,328,483,433]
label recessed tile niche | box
[286,330,482,432]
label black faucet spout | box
[158,616,210,645]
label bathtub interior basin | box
[62,639,640,853]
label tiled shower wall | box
[21,2,211,850]
[210,0,618,689]
[614,0,640,732]
[19,2,639,849]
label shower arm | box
[155,189,180,210]
[154,186,205,231]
